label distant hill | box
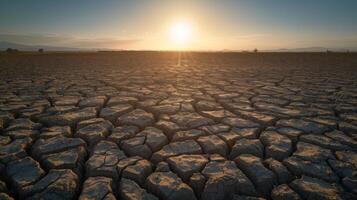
[0,41,83,51]
[0,42,354,52]
[269,46,351,52]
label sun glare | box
[170,21,192,48]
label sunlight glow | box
[169,21,192,49]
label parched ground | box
[0,52,357,200]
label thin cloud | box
[0,33,140,49]
[69,38,139,49]
[235,34,266,39]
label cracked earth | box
[0,52,357,200]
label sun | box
[170,21,192,48]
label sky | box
[1,0,357,50]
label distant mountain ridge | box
[0,41,354,52]
[271,46,350,52]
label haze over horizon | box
[1,0,357,51]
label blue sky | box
[1,0,357,50]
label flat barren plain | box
[0,52,357,200]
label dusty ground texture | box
[0,52,357,200]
